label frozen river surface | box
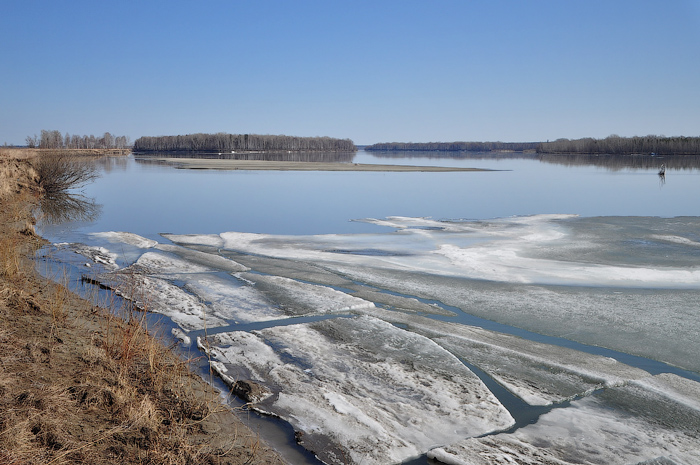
[51,214,700,465]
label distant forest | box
[365,136,700,155]
[27,130,131,149]
[133,133,356,152]
[536,135,700,155]
[365,141,539,152]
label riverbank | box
[0,147,132,159]
[0,156,284,464]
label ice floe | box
[200,315,515,465]
[90,231,158,249]
[155,243,248,272]
[164,216,700,373]
[60,243,119,270]
[181,273,283,324]
[236,272,375,316]
[96,268,225,331]
[62,216,700,465]
[428,374,700,465]
[134,250,212,274]
[359,308,651,406]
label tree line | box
[133,133,356,152]
[26,130,131,149]
[365,141,539,152]
[536,135,700,155]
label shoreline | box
[0,147,131,159]
[145,157,491,171]
[0,156,285,464]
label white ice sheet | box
[202,315,515,465]
[428,374,700,465]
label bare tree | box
[133,133,356,152]
[25,135,38,148]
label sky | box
[2,0,699,145]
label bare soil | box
[0,154,285,464]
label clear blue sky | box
[2,0,699,145]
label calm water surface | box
[41,150,700,242]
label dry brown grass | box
[0,235,21,278]
[0,147,37,159]
[0,155,284,465]
[0,148,131,159]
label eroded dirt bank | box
[0,154,285,464]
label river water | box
[37,151,700,465]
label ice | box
[162,232,224,248]
[359,308,651,405]
[167,216,700,288]
[201,316,514,465]
[601,373,700,433]
[324,267,700,373]
[171,327,191,345]
[650,234,700,248]
[182,273,284,324]
[346,287,456,316]
[428,374,700,465]
[61,231,159,268]
[159,216,700,372]
[60,243,118,270]
[434,241,700,287]
[134,250,212,274]
[154,243,248,272]
[101,270,225,330]
[90,231,158,248]
[236,272,375,316]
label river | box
[37,150,700,465]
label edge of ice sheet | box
[428,373,700,465]
[135,250,212,274]
[98,269,226,331]
[90,231,158,248]
[155,243,248,272]
[359,307,651,406]
[169,216,700,289]
[162,233,224,248]
[201,316,515,465]
[59,243,119,270]
[182,273,285,324]
[237,272,375,316]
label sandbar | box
[149,157,490,172]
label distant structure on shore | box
[133,133,355,153]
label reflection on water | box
[367,150,700,172]
[367,150,538,161]
[93,154,129,173]
[40,192,101,225]
[538,153,700,172]
[133,150,357,164]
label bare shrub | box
[32,152,99,197]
